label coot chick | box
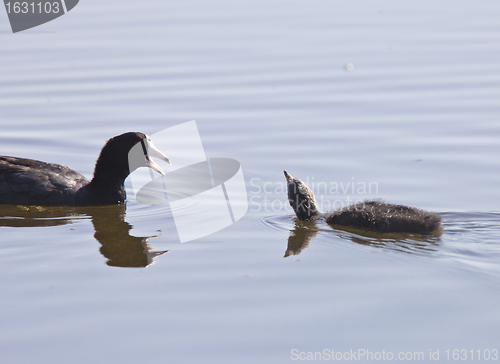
[0,132,170,206]
[284,170,441,233]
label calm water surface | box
[1,1,500,363]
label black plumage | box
[0,132,169,206]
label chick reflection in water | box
[285,219,319,257]
[284,218,440,257]
[0,204,165,268]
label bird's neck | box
[86,176,127,204]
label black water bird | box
[284,170,441,233]
[0,132,170,206]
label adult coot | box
[284,170,441,233]
[0,132,170,206]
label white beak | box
[144,137,171,176]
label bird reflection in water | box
[285,218,319,257]
[285,218,441,257]
[0,204,166,268]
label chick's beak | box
[145,138,171,176]
[284,170,293,181]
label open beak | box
[145,137,171,176]
[284,170,293,181]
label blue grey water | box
[1,1,500,363]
